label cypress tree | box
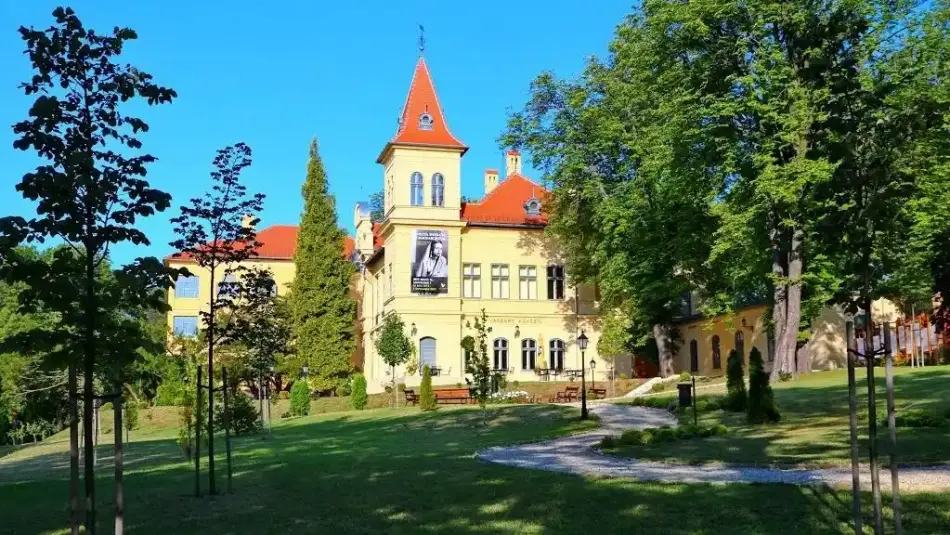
[291,139,356,393]
[747,347,780,423]
[725,349,747,412]
[419,365,436,412]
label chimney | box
[505,149,522,177]
[484,169,499,195]
[241,214,257,229]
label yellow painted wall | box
[165,258,295,333]
[384,146,463,221]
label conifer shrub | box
[747,347,781,423]
[216,392,262,436]
[290,380,310,417]
[725,349,747,412]
[351,373,368,411]
[419,365,437,412]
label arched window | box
[711,335,722,370]
[549,339,565,371]
[735,331,745,360]
[431,173,445,207]
[521,339,537,370]
[493,338,509,371]
[410,172,424,206]
[419,337,436,374]
[689,340,699,373]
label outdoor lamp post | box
[578,331,589,420]
[590,358,597,390]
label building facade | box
[356,57,602,394]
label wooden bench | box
[590,388,607,400]
[555,386,579,403]
[404,389,419,406]
[433,388,472,404]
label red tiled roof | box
[165,224,372,262]
[377,57,467,163]
[461,174,548,227]
[506,149,520,156]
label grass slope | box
[1,403,947,534]
[612,366,950,468]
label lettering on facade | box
[411,229,448,294]
[488,317,543,325]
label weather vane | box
[418,24,425,55]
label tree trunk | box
[83,249,97,535]
[114,390,124,535]
[69,362,80,535]
[770,221,789,383]
[207,267,216,496]
[653,324,674,378]
[786,227,804,376]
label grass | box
[1,402,948,534]
[609,366,950,468]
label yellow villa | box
[354,57,602,394]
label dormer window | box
[419,113,434,131]
[524,198,541,216]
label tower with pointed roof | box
[377,57,467,223]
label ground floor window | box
[549,339,565,370]
[521,339,537,370]
[712,335,721,369]
[493,338,509,370]
[173,316,198,337]
[420,336,436,374]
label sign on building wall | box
[411,229,448,294]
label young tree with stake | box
[169,142,264,496]
[0,8,176,534]
[374,313,412,408]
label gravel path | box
[477,404,950,490]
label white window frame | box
[519,265,537,300]
[491,264,510,299]
[463,263,481,298]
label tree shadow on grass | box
[2,404,947,534]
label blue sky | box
[0,1,631,265]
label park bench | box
[404,389,419,406]
[590,388,607,400]
[554,386,579,403]
[433,388,472,404]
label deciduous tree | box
[1,8,176,533]
[169,142,264,496]
[375,313,412,407]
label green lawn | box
[2,403,949,534]
[611,366,950,468]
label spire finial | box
[418,24,426,55]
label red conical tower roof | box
[377,57,467,163]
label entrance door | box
[689,340,699,373]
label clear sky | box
[0,1,631,265]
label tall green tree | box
[291,139,355,393]
[1,8,176,533]
[170,142,264,496]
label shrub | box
[619,429,645,446]
[600,435,619,449]
[419,365,437,411]
[619,372,630,381]
[351,373,368,410]
[397,383,407,392]
[649,381,670,394]
[678,371,692,382]
[336,380,352,397]
[778,371,794,382]
[712,423,729,436]
[216,392,262,436]
[280,411,292,419]
[653,425,678,442]
[747,347,780,424]
[894,408,945,428]
[627,396,677,411]
[290,381,310,417]
[123,400,140,433]
[511,380,521,389]
[725,349,747,412]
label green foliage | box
[725,349,747,412]
[229,268,292,396]
[375,313,412,406]
[677,372,691,383]
[351,374,368,410]
[608,422,729,449]
[123,401,140,433]
[369,190,385,222]
[747,348,780,424]
[419,365,436,412]
[291,138,355,394]
[215,392,261,436]
[463,309,494,411]
[290,381,310,417]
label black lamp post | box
[589,358,597,390]
[578,331,589,420]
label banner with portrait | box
[411,229,448,294]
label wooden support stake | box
[883,322,902,534]
[845,321,863,535]
[223,366,233,494]
[195,365,201,498]
[114,389,124,535]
